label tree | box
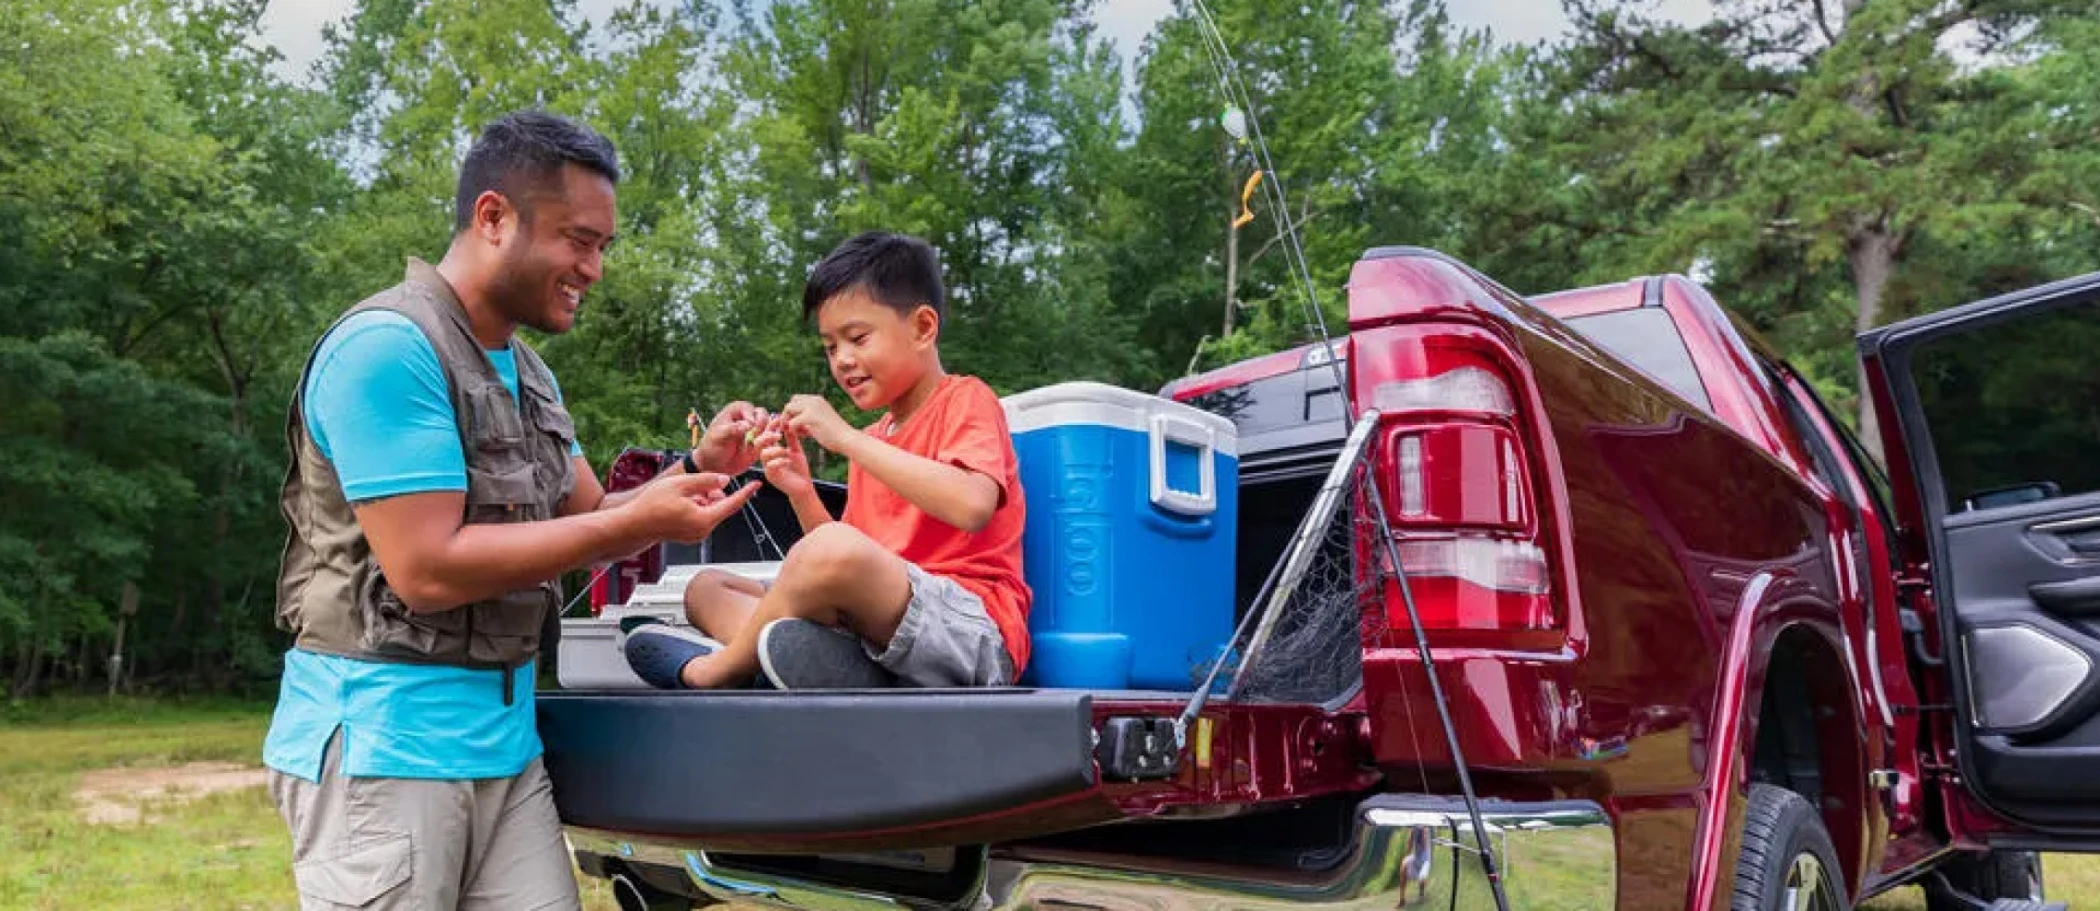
[712,0,1145,409]
[1547,0,2100,448]
[0,0,262,691]
[1118,1,1516,382]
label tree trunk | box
[109,615,126,697]
[1833,0,1902,466]
[852,34,878,195]
[1224,209,1241,336]
[203,308,252,677]
[14,640,45,697]
[1848,219,1902,464]
[1222,145,1241,337]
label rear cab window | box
[1561,307,1713,411]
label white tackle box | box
[553,561,782,690]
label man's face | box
[486,163,617,335]
[815,289,936,411]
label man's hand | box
[782,394,855,452]
[695,402,769,475]
[625,471,762,543]
[756,421,815,501]
[358,471,761,614]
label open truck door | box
[1861,271,2100,837]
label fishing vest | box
[274,259,578,703]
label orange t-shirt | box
[842,374,1033,673]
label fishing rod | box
[1177,5,1512,907]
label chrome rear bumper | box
[569,795,1616,910]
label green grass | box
[1,695,2095,910]
[1862,854,2100,909]
[0,696,620,911]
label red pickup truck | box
[540,246,2100,911]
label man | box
[264,110,764,910]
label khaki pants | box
[268,735,581,910]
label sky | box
[255,0,1719,86]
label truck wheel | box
[1927,850,2043,909]
[1732,784,1847,911]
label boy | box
[624,232,1030,689]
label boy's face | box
[815,287,938,411]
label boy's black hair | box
[454,110,621,233]
[801,232,946,328]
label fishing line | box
[1180,5,1511,907]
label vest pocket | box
[529,390,576,448]
[466,384,524,448]
[466,462,541,523]
[467,587,552,665]
[527,387,579,507]
[359,578,466,657]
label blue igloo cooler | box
[1003,382,1239,691]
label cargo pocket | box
[467,586,551,665]
[465,462,540,524]
[358,575,465,657]
[465,384,525,452]
[527,388,579,505]
[529,391,576,451]
[291,833,411,908]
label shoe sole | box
[623,626,722,689]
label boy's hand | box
[696,402,769,475]
[783,394,855,452]
[628,471,761,543]
[756,422,815,501]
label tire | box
[1732,783,1848,911]
[1927,850,2043,910]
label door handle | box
[2031,577,2100,616]
[2029,515,2100,559]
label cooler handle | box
[1148,413,1217,517]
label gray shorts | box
[268,733,580,910]
[866,563,1015,687]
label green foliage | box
[2,0,2095,690]
[1517,0,2100,431]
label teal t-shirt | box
[263,310,582,782]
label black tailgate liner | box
[540,689,1099,842]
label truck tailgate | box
[539,689,1107,852]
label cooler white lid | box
[1002,381,1238,458]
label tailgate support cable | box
[1177,4,1510,907]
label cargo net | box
[1221,449,1384,706]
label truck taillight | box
[1390,536,1555,630]
[1370,365,1514,416]
[1358,333,1557,635]
[1393,536,1551,594]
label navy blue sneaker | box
[757,618,897,690]
[622,623,723,689]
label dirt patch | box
[73,761,269,826]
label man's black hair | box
[454,110,620,233]
[801,232,946,328]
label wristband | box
[681,450,700,475]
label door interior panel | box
[1948,494,2100,752]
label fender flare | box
[1684,568,1862,911]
